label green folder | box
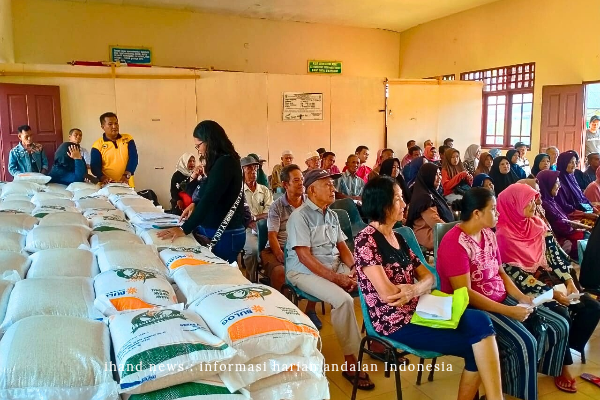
[410,287,469,329]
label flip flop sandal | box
[367,344,409,365]
[554,376,577,393]
[305,310,322,330]
[581,373,600,388]
[342,371,375,391]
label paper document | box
[554,283,583,304]
[531,289,554,307]
[415,293,453,320]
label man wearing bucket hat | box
[241,156,273,281]
[285,168,375,390]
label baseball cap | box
[247,153,266,163]
[591,115,600,123]
[281,150,293,156]
[514,141,528,148]
[303,169,341,188]
[305,151,320,161]
[240,156,260,168]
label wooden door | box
[540,84,584,157]
[0,83,63,181]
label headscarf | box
[531,153,550,177]
[406,163,453,227]
[380,158,411,203]
[248,153,269,187]
[555,151,592,215]
[473,173,493,188]
[463,144,481,170]
[424,145,440,162]
[506,149,527,179]
[488,148,501,159]
[53,142,80,171]
[489,156,519,196]
[475,152,492,175]
[496,184,547,273]
[441,148,465,179]
[176,153,195,177]
[537,169,570,226]
[402,156,426,187]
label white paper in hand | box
[554,283,582,304]
[531,289,554,307]
[415,293,453,320]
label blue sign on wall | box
[110,46,152,64]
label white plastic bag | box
[108,306,236,394]
[0,232,26,253]
[94,268,177,315]
[24,226,90,252]
[95,243,168,276]
[0,315,119,400]
[27,248,97,278]
[12,172,51,185]
[0,213,37,234]
[189,284,319,363]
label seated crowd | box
[9,114,600,399]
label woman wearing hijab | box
[49,142,86,185]
[506,149,527,179]
[473,173,494,192]
[402,156,426,188]
[555,151,599,216]
[497,184,600,393]
[248,153,269,187]
[406,163,454,250]
[170,153,202,214]
[584,166,600,205]
[423,145,441,166]
[441,148,472,201]
[537,170,591,259]
[462,144,481,175]
[530,153,551,178]
[475,151,493,175]
[379,157,411,203]
[489,156,519,196]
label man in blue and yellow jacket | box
[91,112,138,187]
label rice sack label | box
[123,376,249,400]
[160,247,228,274]
[190,284,319,363]
[108,306,237,395]
[94,268,177,315]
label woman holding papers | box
[496,183,600,392]
[436,187,571,399]
[354,177,504,400]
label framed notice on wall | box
[283,92,323,121]
[110,46,152,64]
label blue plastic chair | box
[433,221,459,262]
[578,239,587,266]
[255,219,271,285]
[280,245,326,315]
[395,226,439,290]
[352,286,442,400]
[331,198,367,237]
[331,208,355,251]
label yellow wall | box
[12,0,400,78]
[398,0,600,156]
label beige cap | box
[305,150,320,161]
[282,150,293,156]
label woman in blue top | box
[49,143,86,185]
[8,125,49,176]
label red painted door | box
[0,83,63,181]
[539,84,584,157]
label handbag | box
[410,287,469,329]
[193,184,244,251]
[453,180,471,196]
[522,309,548,363]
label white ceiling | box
[64,0,500,32]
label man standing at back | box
[586,115,600,156]
[91,112,138,187]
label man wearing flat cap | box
[241,156,273,281]
[285,169,375,389]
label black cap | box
[303,169,341,188]
[591,115,600,123]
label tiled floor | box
[316,299,600,400]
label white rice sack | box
[122,377,249,400]
[113,196,155,211]
[24,226,90,252]
[0,315,119,400]
[247,371,329,400]
[0,277,102,331]
[27,248,97,278]
[30,191,72,204]
[0,200,35,214]
[189,284,318,363]
[33,198,76,208]
[0,281,14,326]
[94,268,177,315]
[97,185,136,197]
[160,247,228,275]
[84,208,125,220]
[31,204,79,218]
[173,266,249,304]
[90,231,144,250]
[0,213,37,234]
[0,194,31,202]
[13,172,51,185]
[95,243,167,276]
[73,189,103,200]
[0,181,43,198]
[91,215,135,233]
[139,229,200,250]
[0,233,25,253]
[67,182,100,192]
[219,349,325,392]
[37,211,90,230]
[77,197,116,211]
[0,251,30,279]
[108,306,236,394]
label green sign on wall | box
[308,60,342,74]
